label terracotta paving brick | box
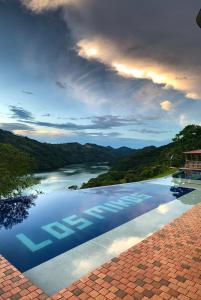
[0,256,50,300]
[0,203,201,299]
[56,203,201,299]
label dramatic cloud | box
[22,114,161,131]
[21,0,77,12]
[160,100,173,111]
[9,106,34,120]
[0,122,34,132]
[1,0,200,146]
[76,36,201,100]
[22,0,201,99]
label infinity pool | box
[0,177,200,295]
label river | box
[28,163,109,194]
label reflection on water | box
[170,186,194,198]
[0,178,199,273]
[29,163,109,194]
[83,182,194,199]
[82,184,137,196]
[0,196,36,230]
[0,184,196,231]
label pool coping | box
[0,202,201,299]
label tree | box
[0,144,37,198]
[173,125,201,150]
[68,185,78,190]
[171,125,201,165]
[82,125,201,188]
[0,196,35,229]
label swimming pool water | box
[173,170,201,180]
[0,181,194,272]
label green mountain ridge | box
[0,129,135,172]
[81,125,201,188]
[1,125,201,189]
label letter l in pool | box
[16,234,52,252]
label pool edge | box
[0,202,201,300]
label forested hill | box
[0,129,135,171]
[81,125,201,188]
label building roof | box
[184,149,201,154]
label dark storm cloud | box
[20,0,201,99]
[9,106,33,120]
[66,0,200,65]
[1,0,139,108]
[61,0,201,99]
[1,0,177,114]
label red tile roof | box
[184,149,201,154]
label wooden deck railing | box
[184,160,201,170]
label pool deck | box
[0,203,201,300]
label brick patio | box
[0,203,201,300]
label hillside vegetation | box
[0,129,134,172]
[0,144,37,198]
[1,125,201,194]
[81,125,201,188]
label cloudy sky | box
[0,0,201,148]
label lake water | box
[28,164,109,194]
